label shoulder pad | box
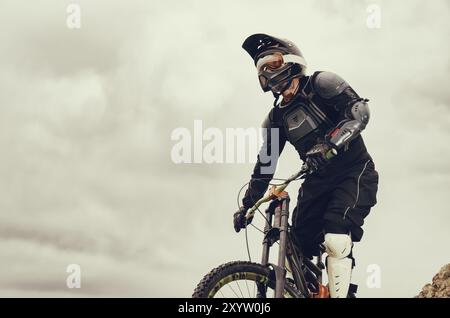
[313,71,349,99]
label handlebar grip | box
[325,148,338,160]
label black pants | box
[292,159,379,257]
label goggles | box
[256,52,306,92]
[256,53,306,73]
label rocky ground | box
[416,264,450,298]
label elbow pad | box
[329,100,370,149]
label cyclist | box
[233,34,379,298]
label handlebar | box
[244,148,337,220]
[244,164,308,220]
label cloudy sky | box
[0,0,448,297]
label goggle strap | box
[282,54,307,67]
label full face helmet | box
[242,33,307,95]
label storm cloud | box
[0,0,448,297]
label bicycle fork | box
[274,196,290,297]
[259,195,290,298]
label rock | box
[417,264,450,298]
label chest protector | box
[282,101,330,146]
[280,74,336,147]
[283,104,316,144]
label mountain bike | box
[193,163,357,298]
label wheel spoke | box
[215,278,295,298]
[227,282,240,298]
[234,280,245,298]
[244,277,251,298]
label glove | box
[233,207,253,233]
[305,143,336,172]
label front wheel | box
[192,261,302,298]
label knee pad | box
[324,233,352,258]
